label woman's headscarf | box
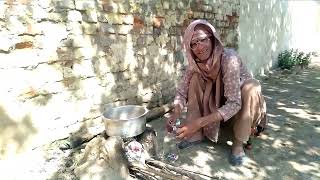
[183,19,224,82]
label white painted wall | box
[288,1,320,53]
[239,0,320,75]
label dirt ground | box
[2,60,319,180]
[149,60,320,179]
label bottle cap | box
[175,118,181,126]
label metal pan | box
[103,105,148,138]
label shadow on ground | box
[149,66,320,179]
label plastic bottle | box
[163,118,181,163]
[172,118,181,134]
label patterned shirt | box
[174,49,253,121]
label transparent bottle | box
[163,118,181,163]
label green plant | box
[278,49,296,70]
[298,52,313,68]
[278,49,315,70]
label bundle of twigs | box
[129,158,222,180]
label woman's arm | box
[217,50,242,121]
[173,68,193,111]
[166,68,193,132]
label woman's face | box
[190,28,213,62]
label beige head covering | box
[183,19,224,82]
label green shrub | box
[278,49,315,70]
[278,49,296,70]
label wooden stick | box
[146,158,221,180]
[145,163,190,180]
[146,103,173,121]
[130,167,158,180]
[146,159,201,180]
[130,163,182,180]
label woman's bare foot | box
[230,139,246,166]
[232,140,245,156]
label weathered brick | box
[152,17,163,28]
[74,47,97,59]
[193,12,205,19]
[123,14,134,25]
[52,0,75,9]
[169,26,176,35]
[69,34,94,48]
[82,22,98,35]
[48,12,68,22]
[202,5,212,12]
[75,0,97,10]
[31,4,48,20]
[224,4,233,16]
[133,16,145,32]
[83,9,98,23]
[0,3,6,19]
[205,13,215,19]
[59,37,73,47]
[97,13,108,22]
[99,23,116,34]
[37,0,51,8]
[95,34,114,47]
[215,13,224,21]
[203,0,212,5]
[102,1,118,13]
[67,22,83,35]
[176,14,186,25]
[163,1,170,10]
[177,2,185,9]
[7,16,27,35]
[117,24,133,34]
[118,3,130,13]
[67,10,82,22]
[25,23,44,35]
[104,13,124,24]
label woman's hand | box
[165,105,181,133]
[176,112,223,140]
[165,116,175,133]
[176,119,202,140]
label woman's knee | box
[241,79,261,97]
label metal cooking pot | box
[102,105,148,138]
